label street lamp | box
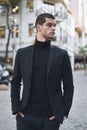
[12,6,19,13]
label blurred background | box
[0,0,87,130]
[0,0,87,71]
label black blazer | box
[11,44,74,123]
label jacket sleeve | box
[11,49,22,114]
[62,51,74,118]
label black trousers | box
[16,114,60,130]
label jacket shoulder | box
[51,45,67,55]
[17,45,34,54]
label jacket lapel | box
[24,45,34,93]
[28,45,34,78]
[47,45,55,78]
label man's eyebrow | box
[46,22,56,26]
[46,22,56,24]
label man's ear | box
[37,24,41,32]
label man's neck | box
[37,35,48,42]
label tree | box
[79,45,87,54]
[0,0,21,63]
[79,45,87,69]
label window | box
[0,26,5,38]
[11,25,19,38]
[26,0,34,12]
[60,28,62,41]
[60,28,67,43]
[0,5,6,15]
[28,24,34,36]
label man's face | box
[37,18,56,40]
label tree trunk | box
[5,6,11,62]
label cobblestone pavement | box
[0,70,87,130]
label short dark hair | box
[35,13,55,28]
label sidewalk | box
[0,70,87,130]
[60,70,87,130]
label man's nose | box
[52,25,55,30]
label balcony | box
[43,0,58,4]
[36,8,67,22]
[55,10,67,22]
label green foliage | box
[0,0,21,7]
[9,0,21,6]
[79,45,87,55]
[27,0,33,8]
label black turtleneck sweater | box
[23,40,53,117]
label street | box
[0,70,87,130]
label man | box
[11,13,74,130]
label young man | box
[11,13,74,130]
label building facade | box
[70,0,87,51]
[0,0,75,69]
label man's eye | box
[47,23,56,27]
[47,23,52,27]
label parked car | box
[0,64,9,85]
